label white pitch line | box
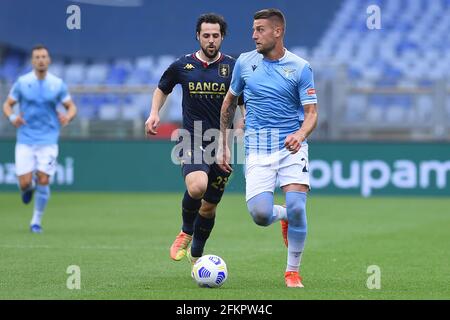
[0,244,135,250]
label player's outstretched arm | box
[2,96,25,128]
[284,103,318,154]
[145,87,169,136]
[217,90,239,173]
[59,99,78,127]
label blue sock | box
[19,179,36,204]
[181,191,201,235]
[191,214,215,257]
[286,191,307,272]
[247,192,286,226]
[31,184,50,226]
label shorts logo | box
[301,158,308,172]
[218,64,230,77]
[184,64,195,70]
[307,88,316,96]
[48,157,57,168]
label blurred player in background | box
[145,14,241,264]
[218,8,318,287]
[2,45,77,233]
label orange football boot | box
[284,271,304,288]
[170,231,192,261]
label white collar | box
[195,51,222,65]
[263,48,288,63]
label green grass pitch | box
[0,192,449,299]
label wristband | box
[8,114,17,123]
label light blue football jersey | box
[230,49,317,154]
[9,71,71,144]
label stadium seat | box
[64,62,86,85]
[0,0,448,134]
[85,63,109,84]
[49,61,65,78]
[0,54,23,82]
[98,103,120,120]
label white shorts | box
[245,144,310,201]
[15,144,59,176]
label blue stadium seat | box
[48,61,65,78]
[64,62,86,85]
[0,54,23,82]
[85,63,109,85]
[319,0,450,83]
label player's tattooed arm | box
[218,90,239,173]
[220,91,239,134]
[237,96,246,129]
[239,103,246,123]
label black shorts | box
[181,150,231,205]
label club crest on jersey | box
[281,67,296,78]
[184,63,195,70]
[218,64,230,77]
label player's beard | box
[256,41,275,56]
[201,45,220,60]
[33,61,49,72]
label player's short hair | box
[196,13,227,37]
[254,8,286,29]
[31,44,49,55]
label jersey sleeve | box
[158,60,179,95]
[8,80,21,101]
[229,56,244,97]
[298,64,317,106]
[59,81,71,103]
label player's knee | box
[247,202,272,227]
[287,202,306,227]
[187,183,206,199]
[37,176,50,185]
[252,212,272,227]
[36,172,50,185]
[19,180,32,191]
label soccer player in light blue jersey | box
[2,45,77,233]
[218,9,318,287]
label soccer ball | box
[191,254,228,288]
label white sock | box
[31,209,43,226]
[272,205,287,222]
[30,184,50,226]
[286,250,303,272]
